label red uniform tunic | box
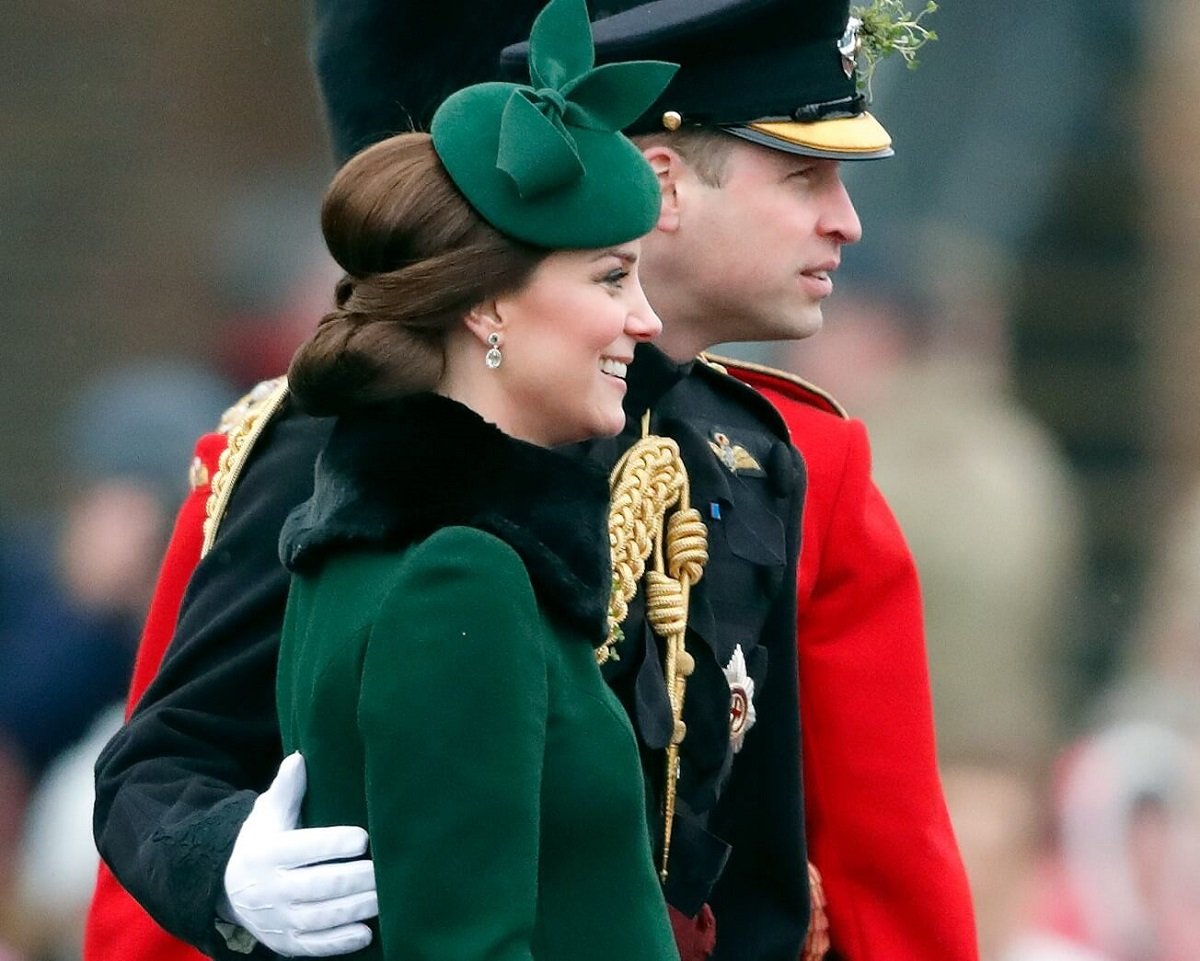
[729,359,977,961]
[85,364,978,961]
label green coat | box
[276,393,678,961]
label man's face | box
[664,141,862,347]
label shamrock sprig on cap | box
[852,0,939,96]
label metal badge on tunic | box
[724,645,757,753]
[708,431,762,474]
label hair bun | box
[289,307,445,417]
[291,134,543,415]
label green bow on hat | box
[431,0,678,249]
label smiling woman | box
[268,2,682,960]
[288,136,660,445]
[286,135,546,416]
[446,243,660,446]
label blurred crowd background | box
[3,2,1200,960]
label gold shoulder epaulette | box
[699,352,847,418]
[201,377,290,557]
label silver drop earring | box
[485,331,503,369]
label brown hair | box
[633,128,736,187]
[288,133,545,416]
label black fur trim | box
[280,392,612,641]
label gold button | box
[662,110,682,131]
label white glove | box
[220,752,378,957]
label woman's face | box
[491,240,660,446]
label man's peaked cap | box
[501,0,893,160]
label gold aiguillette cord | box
[603,411,708,880]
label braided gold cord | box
[201,425,254,553]
[600,431,687,664]
[644,570,686,637]
[200,378,289,557]
[666,509,707,583]
[656,474,706,881]
[602,413,709,881]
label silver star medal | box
[724,644,757,753]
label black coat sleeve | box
[93,397,332,959]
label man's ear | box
[463,300,502,346]
[640,144,685,233]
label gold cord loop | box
[202,378,289,557]
[602,411,709,881]
[601,430,687,663]
[644,571,686,637]
[666,508,708,583]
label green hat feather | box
[431,0,677,249]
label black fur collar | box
[280,393,612,643]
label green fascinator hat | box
[431,0,678,249]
